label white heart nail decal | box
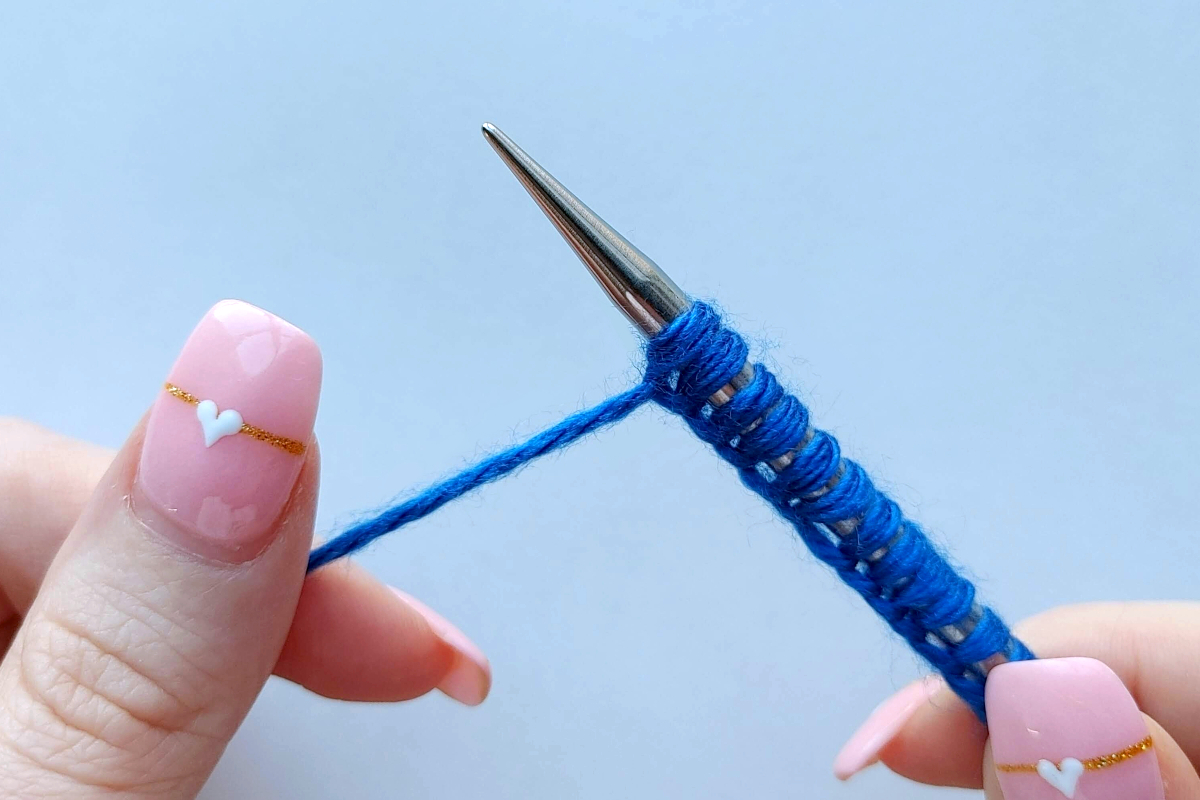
[196,399,244,447]
[1036,757,1084,798]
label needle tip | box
[479,122,689,336]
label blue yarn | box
[306,382,655,571]
[309,302,1033,719]
[643,304,1034,719]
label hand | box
[0,300,490,798]
[834,602,1200,799]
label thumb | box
[983,716,1200,800]
[981,658,1200,800]
[833,603,1200,789]
[0,300,322,798]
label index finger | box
[0,416,489,705]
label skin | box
[0,417,487,796]
[3,415,1198,796]
[873,603,1200,798]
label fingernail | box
[986,657,1163,800]
[391,588,492,706]
[833,677,942,780]
[136,300,322,557]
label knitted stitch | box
[643,303,1033,718]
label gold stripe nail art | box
[164,382,307,455]
[995,735,1153,773]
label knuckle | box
[21,610,197,737]
[0,416,41,440]
[0,590,218,792]
[0,418,65,531]
[0,417,50,468]
[0,418,40,504]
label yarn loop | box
[642,303,1032,718]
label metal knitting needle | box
[482,123,994,663]
[481,122,756,410]
[482,123,688,337]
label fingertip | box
[389,588,492,706]
[1142,716,1200,800]
[832,677,941,780]
[136,299,322,560]
[276,562,456,701]
[983,744,1006,800]
[877,680,988,788]
[985,658,1167,800]
[275,562,493,706]
[981,716,1194,800]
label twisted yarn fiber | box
[306,380,655,571]
[643,304,1033,719]
[308,301,1032,718]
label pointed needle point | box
[481,123,690,337]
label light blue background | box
[2,3,1198,797]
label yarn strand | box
[310,302,1033,719]
[307,382,654,571]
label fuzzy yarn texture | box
[308,302,1033,719]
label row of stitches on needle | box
[642,302,1033,720]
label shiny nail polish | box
[986,657,1163,800]
[833,678,941,780]
[137,300,322,557]
[391,588,492,706]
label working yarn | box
[309,302,1032,719]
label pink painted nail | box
[391,588,492,706]
[136,300,322,557]
[833,677,942,780]
[986,657,1163,800]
